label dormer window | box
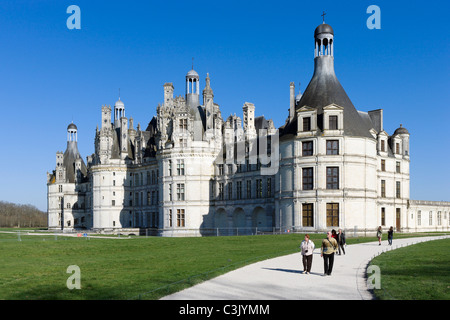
[179,118,188,130]
[329,115,338,130]
[303,117,311,131]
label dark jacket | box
[337,232,346,245]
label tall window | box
[381,207,386,226]
[396,161,401,173]
[177,183,185,201]
[417,210,421,226]
[218,183,224,200]
[303,117,311,131]
[396,143,400,154]
[168,160,172,176]
[168,209,173,227]
[246,180,252,198]
[302,168,313,190]
[326,140,339,155]
[228,182,233,200]
[381,180,386,198]
[236,181,242,200]
[381,140,385,152]
[326,203,339,226]
[326,167,339,189]
[302,203,314,227]
[218,164,224,175]
[438,211,442,226]
[267,178,272,197]
[256,179,263,198]
[381,159,386,172]
[302,141,313,156]
[177,209,185,227]
[429,211,433,226]
[177,159,185,175]
[396,181,401,199]
[329,115,338,130]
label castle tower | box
[114,98,125,128]
[186,68,200,108]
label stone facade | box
[47,22,449,235]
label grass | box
[0,229,448,300]
[370,238,450,300]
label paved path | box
[161,235,449,300]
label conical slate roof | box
[296,56,373,138]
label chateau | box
[47,22,450,235]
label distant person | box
[377,226,382,245]
[300,234,315,274]
[331,229,337,240]
[321,231,338,276]
[387,226,394,246]
[337,228,346,255]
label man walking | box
[337,229,346,255]
[321,231,338,276]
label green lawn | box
[0,230,448,300]
[370,238,450,300]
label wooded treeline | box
[0,201,47,228]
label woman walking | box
[300,234,315,274]
[387,226,394,245]
[321,231,338,276]
[377,226,382,245]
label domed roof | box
[394,125,409,135]
[67,123,77,131]
[186,69,199,78]
[115,98,124,108]
[314,23,334,37]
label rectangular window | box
[169,209,173,227]
[256,179,263,198]
[179,139,187,148]
[326,140,339,155]
[218,182,224,200]
[302,203,314,227]
[246,180,252,198]
[177,159,185,175]
[147,192,151,205]
[438,211,442,226]
[302,167,313,190]
[429,211,433,226]
[267,178,272,197]
[168,160,172,176]
[381,159,385,172]
[326,203,339,227]
[381,207,385,226]
[169,184,173,201]
[177,209,185,227]
[326,167,339,189]
[396,181,401,199]
[303,117,311,131]
[302,141,313,156]
[179,118,187,130]
[418,210,421,226]
[329,115,338,130]
[381,140,385,152]
[236,181,242,200]
[112,200,115,206]
[218,164,224,175]
[396,161,401,173]
[381,180,386,198]
[177,183,185,201]
[396,143,400,154]
[228,182,233,200]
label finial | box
[119,88,121,100]
[192,57,194,70]
[321,11,326,23]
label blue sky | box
[0,0,448,211]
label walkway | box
[161,235,449,300]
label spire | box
[203,72,214,98]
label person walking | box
[321,231,338,276]
[337,228,346,255]
[387,226,394,245]
[377,226,382,245]
[300,234,315,274]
